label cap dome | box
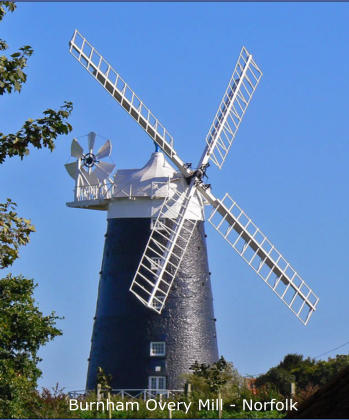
[113,152,178,198]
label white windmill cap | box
[112,152,178,198]
[107,152,204,220]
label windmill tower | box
[67,30,319,392]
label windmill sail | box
[95,140,112,159]
[71,138,83,158]
[202,47,262,169]
[207,192,319,325]
[69,30,189,177]
[88,131,96,152]
[65,161,78,179]
[93,161,115,181]
[130,187,198,313]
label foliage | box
[0,361,288,419]
[0,101,73,164]
[183,357,286,418]
[0,2,33,95]
[0,1,72,417]
[0,41,33,95]
[9,388,288,419]
[255,367,295,396]
[292,383,319,406]
[0,275,62,418]
[222,410,285,419]
[295,354,349,389]
[0,1,15,17]
[19,355,342,418]
[287,365,349,419]
[255,353,349,397]
[0,1,73,164]
[97,366,112,392]
[0,2,15,49]
[25,384,70,419]
[189,356,235,394]
[278,354,303,371]
[0,199,35,269]
[6,353,347,419]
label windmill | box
[67,30,319,392]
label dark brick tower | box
[81,152,218,390]
[86,218,218,390]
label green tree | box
[255,366,295,396]
[255,353,349,397]
[278,354,303,371]
[0,199,35,269]
[0,1,72,416]
[0,275,62,418]
[0,1,73,164]
[189,356,233,393]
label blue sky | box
[2,2,349,390]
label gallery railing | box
[68,389,184,400]
[73,180,172,202]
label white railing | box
[75,182,114,201]
[73,179,172,202]
[68,388,183,400]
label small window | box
[149,376,166,390]
[150,341,166,356]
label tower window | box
[148,376,166,390]
[150,341,166,356]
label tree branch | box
[0,101,73,164]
